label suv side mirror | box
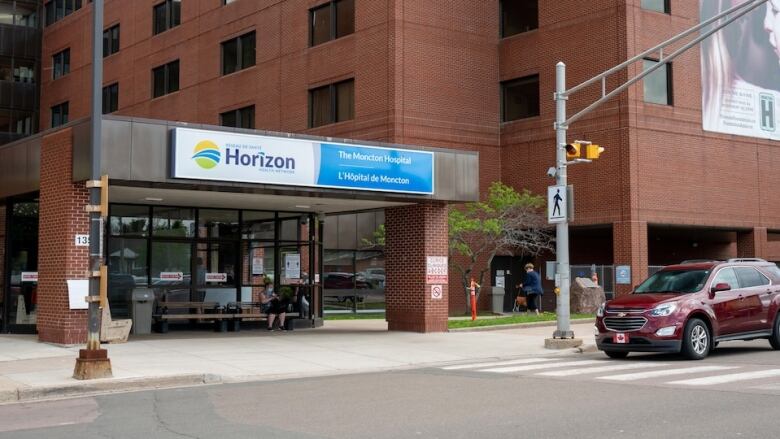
[711,282,731,293]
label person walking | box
[519,263,543,315]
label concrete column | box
[737,227,768,259]
[37,128,90,344]
[613,221,648,296]
[385,203,448,332]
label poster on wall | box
[285,254,301,279]
[252,256,264,275]
[700,0,780,140]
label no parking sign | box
[431,285,443,300]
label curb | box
[1,374,224,404]
[448,318,596,332]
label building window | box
[501,74,540,121]
[223,0,238,4]
[103,24,120,57]
[500,0,538,38]
[643,58,672,105]
[51,102,69,127]
[309,79,354,128]
[641,0,670,14]
[309,0,354,47]
[221,31,256,75]
[152,60,179,98]
[220,105,255,129]
[52,49,70,80]
[153,0,181,35]
[45,0,83,27]
[102,83,119,114]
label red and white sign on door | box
[160,272,184,282]
[426,256,448,284]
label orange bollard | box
[470,278,478,321]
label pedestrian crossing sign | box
[548,185,567,224]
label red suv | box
[595,259,780,360]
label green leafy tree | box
[449,182,554,313]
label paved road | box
[1,340,779,439]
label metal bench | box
[154,301,231,332]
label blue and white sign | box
[171,128,434,195]
[616,265,631,285]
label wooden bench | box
[226,302,300,331]
[154,301,232,333]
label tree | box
[449,182,554,313]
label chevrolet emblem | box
[617,312,628,318]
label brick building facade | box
[1,0,779,341]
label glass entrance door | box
[4,198,39,333]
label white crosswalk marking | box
[441,358,555,371]
[536,362,667,377]
[598,365,739,382]
[481,360,605,373]
[668,369,780,386]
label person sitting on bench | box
[260,283,293,331]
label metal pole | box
[86,0,104,352]
[553,62,573,339]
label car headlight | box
[596,302,606,317]
[649,302,677,317]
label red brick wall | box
[37,128,90,344]
[385,203,448,332]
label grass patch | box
[324,313,386,320]
[448,312,594,329]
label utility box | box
[130,289,154,335]
[489,287,505,314]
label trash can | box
[490,287,505,314]
[130,289,154,335]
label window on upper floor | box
[153,0,181,35]
[102,83,118,114]
[45,0,83,27]
[309,79,354,128]
[500,0,538,38]
[52,48,70,80]
[310,0,354,47]
[641,0,670,14]
[152,60,179,98]
[222,31,256,75]
[103,24,120,57]
[51,101,69,127]
[501,74,540,121]
[220,105,255,129]
[0,57,36,83]
[643,58,673,105]
[223,0,238,4]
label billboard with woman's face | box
[701,0,780,140]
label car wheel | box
[604,350,629,359]
[681,318,710,360]
[769,314,780,350]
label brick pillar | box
[613,221,648,297]
[385,203,448,332]
[37,128,90,344]
[737,227,768,259]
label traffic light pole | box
[549,0,768,341]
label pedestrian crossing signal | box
[565,143,581,159]
[585,144,605,159]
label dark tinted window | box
[102,83,119,114]
[734,267,770,288]
[220,105,255,129]
[153,0,180,35]
[502,74,540,121]
[52,49,70,79]
[152,60,179,98]
[103,24,120,57]
[309,79,354,128]
[641,0,670,14]
[310,0,354,47]
[45,0,83,27]
[222,31,256,75]
[501,0,538,38]
[635,269,710,294]
[51,101,69,127]
[643,58,672,105]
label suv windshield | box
[634,269,710,294]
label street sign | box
[426,256,448,284]
[160,272,183,282]
[616,265,631,284]
[431,285,443,300]
[548,185,567,223]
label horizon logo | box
[760,93,775,132]
[225,147,296,170]
[191,141,221,169]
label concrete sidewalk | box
[0,320,596,404]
